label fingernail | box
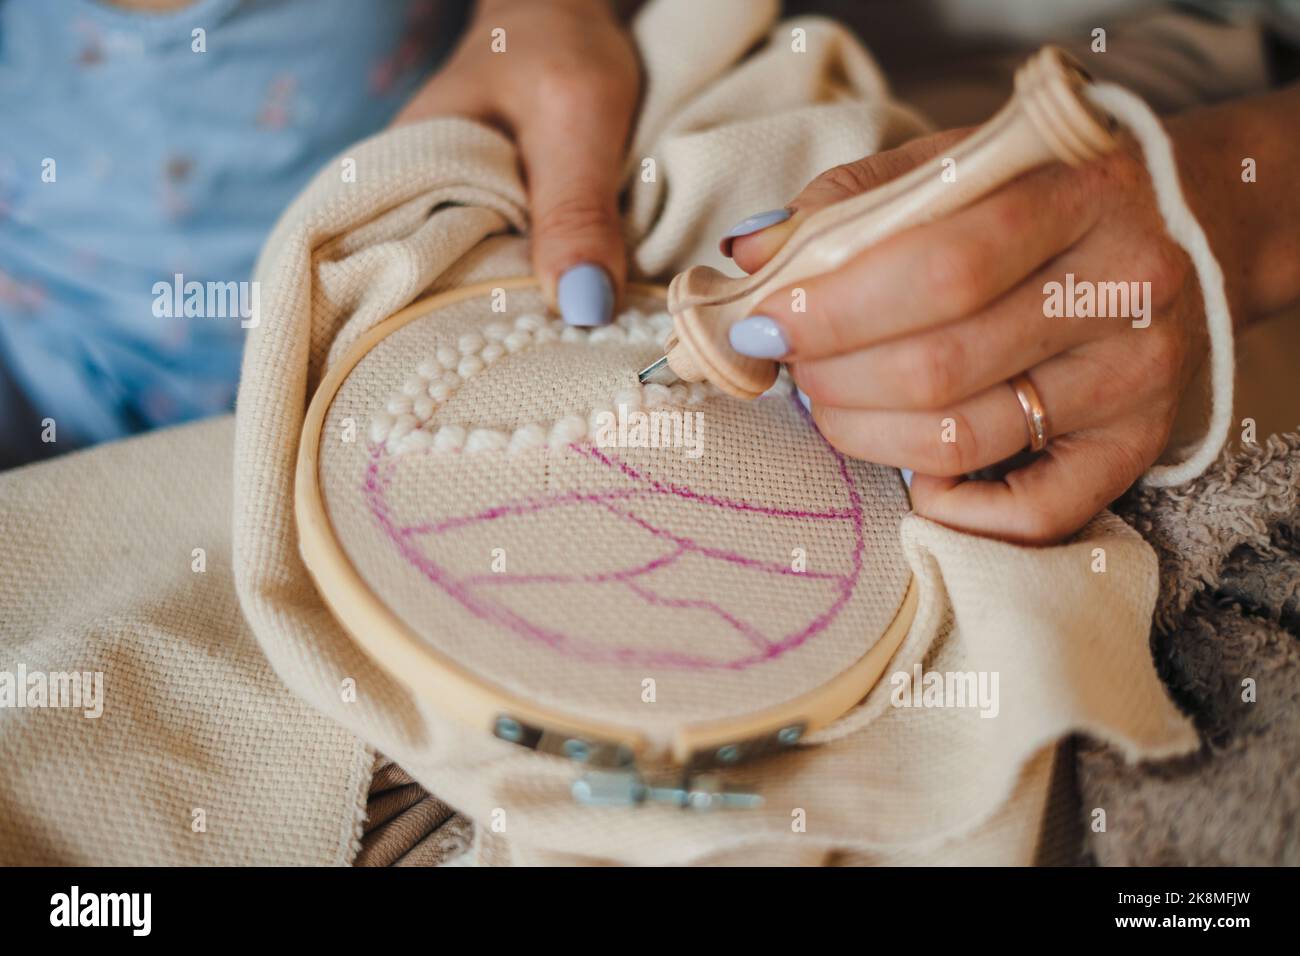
[900,468,914,489]
[557,263,613,327]
[729,315,789,359]
[718,207,792,257]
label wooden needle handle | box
[664,45,1118,400]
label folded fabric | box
[356,755,473,867]
[0,416,370,865]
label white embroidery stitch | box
[370,309,720,455]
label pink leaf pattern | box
[363,395,867,672]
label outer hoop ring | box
[294,277,916,766]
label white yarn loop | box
[1084,83,1236,488]
[372,310,722,455]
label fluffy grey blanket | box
[1080,432,1300,865]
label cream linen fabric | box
[0,417,370,865]
[0,0,1200,866]
[232,0,1196,866]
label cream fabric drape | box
[0,0,1197,865]
[231,0,1194,865]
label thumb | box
[728,128,971,275]
[520,111,629,328]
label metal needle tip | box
[637,354,679,386]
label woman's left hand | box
[393,0,640,327]
[725,130,1209,545]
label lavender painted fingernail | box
[796,387,812,412]
[729,315,789,359]
[900,468,914,489]
[557,263,613,327]
[718,207,792,257]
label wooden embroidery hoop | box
[295,277,916,775]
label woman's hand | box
[724,130,1212,545]
[393,0,640,327]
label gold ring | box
[1009,372,1049,452]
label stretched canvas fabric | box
[318,286,916,742]
[0,0,1199,865]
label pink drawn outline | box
[362,395,865,671]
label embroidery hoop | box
[295,277,916,773]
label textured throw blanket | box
[1081,432,1300,865]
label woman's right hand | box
[724,127,1210,544]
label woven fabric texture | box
[0,417,370,865]
[233,0,1197,865]
[0,0,1201,866]
[320,287,912,739]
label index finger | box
[735,163,1098,362]
[729,129,971,274]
